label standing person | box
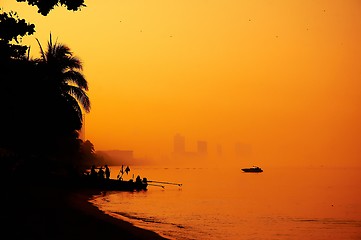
[90,165,97,179]
[98,167,105,179]
[136,175,141,184]
[105,165,110,180]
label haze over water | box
[4,0,361,168]
[91,165,361,240]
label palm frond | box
[64,85,91,112]
[49,32,52,48]
[63,71,88,90]
[36,38,46,62]
[63,94,84,127]
[66,56,83,70]
[34,34,91,133]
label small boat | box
[79,165,148,191]
[78,175,148,191]
[241,166,263,173]
[101,178,148,191]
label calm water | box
[90,166,361,240]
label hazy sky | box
[3,0,361,167]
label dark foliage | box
[0,3,93,177]
[16,0,86,16]
[0,10,35,60]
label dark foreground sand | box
[2,180,169,240]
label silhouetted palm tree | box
[35,34,90,132]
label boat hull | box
[78,177,148,191]
[241,167,263,173]
[105,179,148,191]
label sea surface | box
[90,165,361,240]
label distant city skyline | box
[171,133,251,164]
[96,133,253,166]
[172,133,207,162]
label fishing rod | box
[147,180,182,187]
[148,183,165,189]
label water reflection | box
[91,166,361,240]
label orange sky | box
[3,0,361,167]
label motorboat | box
[241,166,263,173]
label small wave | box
[170,222,185,229]
[297,219,318,222]
[113,211,187,230]
[114,211,164,224]
[294,218,361,226]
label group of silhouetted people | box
[90,165,110,180]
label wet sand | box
[2,180,169,240]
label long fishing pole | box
[148,180,182,187]
[148,183,165,189]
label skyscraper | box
[173,133,185,155]
[197,141,207,156]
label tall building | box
[197,141,207,156]
[173,133,185,155]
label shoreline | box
[67,189,171,240]
[2,180,170,240]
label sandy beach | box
[2,178,169,240]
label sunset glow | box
[4,0,361,167]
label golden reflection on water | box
[93,166,361,240]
